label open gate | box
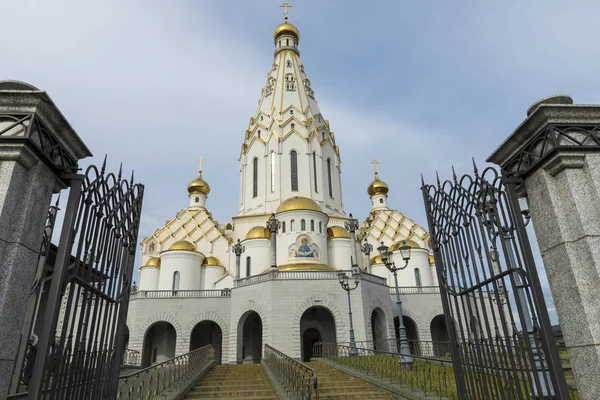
[421,164,570,399]
[10,160,143,399]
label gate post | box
[0,81,91,396]
[488,95,600,399]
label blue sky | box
[2,0,599,324]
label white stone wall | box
[328,238,351,269]
[139,266,159,291]
[241,239,270,276]
[159,251,204,291]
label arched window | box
[195,197,199,203]
[380,198,384,204]
[246,257,251,277]
[257,130,261,138]
[415,268,422,287]
[291,220,295,231]
[310,220,315,231]
[312,152,318,192]
[291,123,295,129]
[290,151,298,191]
[282,221,286,233]
[172,271,180,291]
[253,157,258,197]
[319,221,322,233]
[290,109,294,115]
[327,158,333,198]
[301,219,306,231]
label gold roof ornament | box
[202,256,223,267]
[367,159,389,196]
[145,257,161,268]
[274,2,299,41]
[327,226,350,239]
[276,196,322,213]
[245,226,272,240]
[168,240,197,252]
[428,255,435,264]
[390,239,421,251]
[187,157,210,195]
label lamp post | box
[378,241,413,367]
[478,186,554,398]
[361,239,373,273]
[338,267,360,356]
[266,213,281,271]
[233,239,245,279]
[344,213,360,269]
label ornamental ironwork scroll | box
[22,159,144,400]
[421,164,570,400]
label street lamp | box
[338,267,360,356]
[232,239,245,279]
[361,239,373,273]
[344,213,360,269]
[378,241,413,367]
[266,214,281,271]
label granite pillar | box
[0,80,91,397]
[488,95,600,399]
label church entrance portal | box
[394,316,419,354]
[237,311,262,363]
[430,315,450,357]
[370,308,388,351]
[142,321,176,367]
[190,320,223,364]
[300,306,336,362]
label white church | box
[125,13,452,366]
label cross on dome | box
[280,1,292,22]
[197,157,206,173]
[371,159,379,174]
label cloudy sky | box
[2,0,599,324]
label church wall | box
[240,239,270,276]
[203,266,226,290]
[328,238,351,269]
[159,251,204,291]
[276,209,328,266]
[138,266,159,291]
[392,292,445,343]
[391,249,431,287]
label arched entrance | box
[394,316,419,354]
[237,311,262,363]
[430,315,450,357]
[300,306,336,362]
[370,308,388,351]
[142,321,176,367]
[190,320,223,364]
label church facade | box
[125,16,451,366]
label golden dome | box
[245,226,272,240]
[187,171,210,195]
[168,240,197,252]
[370,255,383,264]
[276,196,321,213]
[145,257,161,268]
[276,262,336,271]
[202,256,223,267]
[390,239,421,251]
[273,22,300,41]
[367,172,389,196]
[327,226,350,239]
[428,255,435,264]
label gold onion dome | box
[273,22,300,41]
[202,256,223,267]
[187,171,210,195]
[390,239,421,251]
[327,226,350,239]
[168,240,197,252]
[276,196,321,213]
[367,172,389,196]
[145,257,161,267]
[245,226,272,240]
[370,255,383,264]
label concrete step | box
[186,388,277,398]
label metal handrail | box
[342,339,453,358]
[389,286,440,294]
[116,345,215,399]
[130,289,231,299]
[312,342,456,399]
[263,344,318,400]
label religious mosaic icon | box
[289,235,318,259]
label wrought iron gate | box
[422,164,570,399]
[13,160,144,399]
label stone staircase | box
[306,362,394,399]
[185,364,279,399]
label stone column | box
[0,81,91,396]
[488,95,600,399]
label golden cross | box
[280,1,292,22]
[371,159,379,174]
[197,157,206,172]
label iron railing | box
[121,349,141,367]
[347,340,452,358]
[263,344,318,400]
[129,289,232,299]
[388,286,440,295]
[313,342,456,399]
[116,345,215,400]
[234,270,387,288]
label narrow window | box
[327,158,333,198]
[246,257,251,277]
[380,198,384,204]
[415,268,422,287]
[282,221,286,233]
[253,157,258,197]
[172,271,180,291]
[291,123,295,129]
[301,219,306,231]
[270,151,276,192]
[319,221,322,233]
[290,151,298,191]
[291,220,295,231]
[311,220,315,231]
[286,39,289,46]
[290,109,294,115]
[260,115,263,121]
[195,197,199,203]
[313,152,318,192]
[257,130,261,138]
